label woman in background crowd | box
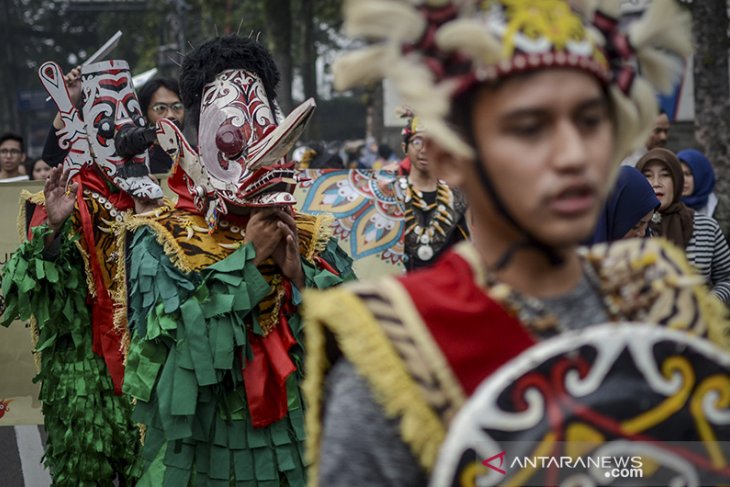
[638,148,730,303]
[28,158,51,180]
[676,147,730,239]
[589,166,660,243]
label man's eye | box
[510,124,542,137]
[578,114,603,130]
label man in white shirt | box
[621,110,670,166]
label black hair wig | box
[180,35,280,129]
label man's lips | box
[547,184,597,216]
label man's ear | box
[427,138,471,187]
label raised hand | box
[65,66,82,106]
[44,166,78,234]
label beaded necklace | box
[483,255,616,338]
[404,178,455,261]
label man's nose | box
[552,121,587,171]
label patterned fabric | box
[303,238,730,483]
[123,210,355,486]
[684,213,730,304]
[432,324,730,486]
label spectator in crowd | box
[28,157,51,181]
[621,110,670,166]
[589,166,660,244]
[678,148,730,238]
[678,148,718,216]
[638,148,730,303]
[137,77,185,174]
[0,132,29,182]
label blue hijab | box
[678,148,716,210]
[589,166,661,244]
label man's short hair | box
[0,132,24,152]
[137,77,181,115]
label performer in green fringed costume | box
[1,206,140,486]
[121,35,355,486]
[0,57,166,484]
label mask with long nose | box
[198,68,315,207]
[157,67,315,225]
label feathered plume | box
[627,0,692,94]
[343,0,426,43]
[436,19,502,65]
[333,45,390,91]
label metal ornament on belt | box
[430,323,730,487]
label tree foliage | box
[0,0,363,150]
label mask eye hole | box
[97,117,115,139]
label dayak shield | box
[430,324,730,487]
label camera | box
[114,124,157,158]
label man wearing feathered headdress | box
[1,58,162,484]
[302,1,730,486]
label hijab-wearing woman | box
[589,166,660,243]
[637,148,730,303]
[678,148,718,217]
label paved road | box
[0,425,51,487]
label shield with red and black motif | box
[430,324,730,487]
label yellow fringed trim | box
[379,279,467,423]
[16,190,46,244]
[112,227,132,363]
[302,284,446,486]
[121,208,196,274]
[20,189,46,206]
[295,212,335,262]
[73,236,97,298]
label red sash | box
[398,250,536,395]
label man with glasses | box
[137,77,185,174]
[0,132,29,182]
